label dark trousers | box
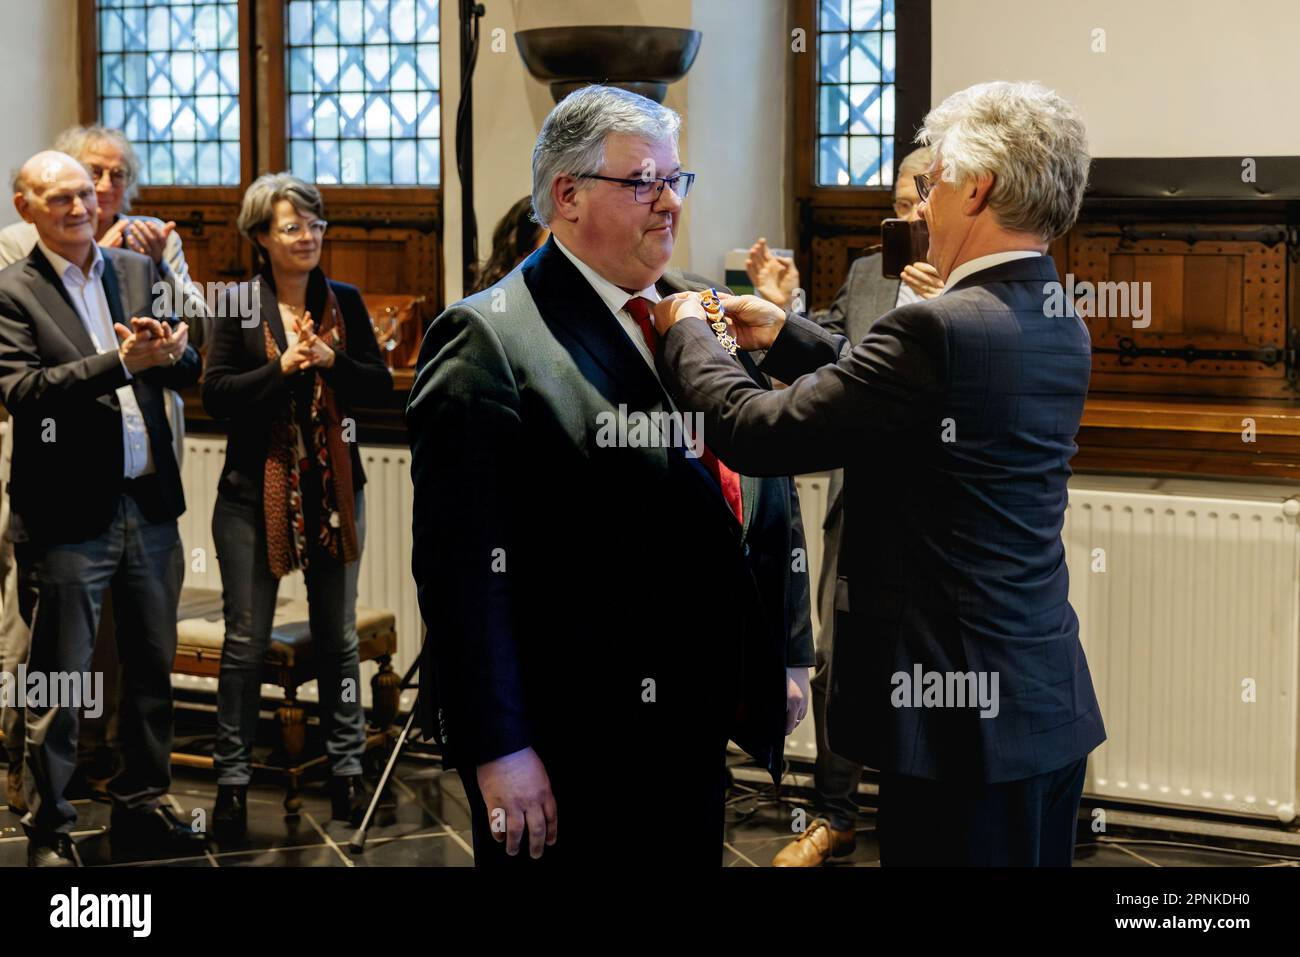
[458,733,730,868]
[810,643,863,830]
[211,487,367,784]
[877,757,1088,866]
[17,495,182,837]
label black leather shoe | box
[212,785,248,843]
[27,834,77,867]
[111,804,207,856]
[330,775,367,825]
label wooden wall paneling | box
[1071,228,1291,398]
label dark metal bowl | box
[515,26,702,103]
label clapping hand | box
[745,237,799,309]
[115,316,188,372]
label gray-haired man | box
[408,85,814,866]
[654,81,1105,866]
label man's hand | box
[115,316,172,373]
[785,666,811,735]
[476,746,558,858]
[98,217,130,250]
[124,219,177,265]
[651,290,706,337]
[746,237,799,309]
[158,320,190,364]
[717,294,785,352]
[901,261,944,299]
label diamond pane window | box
[817,0,895,186]
[97,0,241,186]
[286,0,441,185]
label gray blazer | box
[0,216,202,470]
[810,252,900,653]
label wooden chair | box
[173,587,401,812]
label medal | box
[700,288,738,358]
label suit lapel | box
[101,250,128,334]
[25,247,99,357]
[523,237,668,415]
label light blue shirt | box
[36,239,154,478]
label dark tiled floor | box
[4,756,1299,867]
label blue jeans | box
[211,487,367,784]
[16,495,182,836]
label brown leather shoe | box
[771,818,855,867]
[5,764,26,815]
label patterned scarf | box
[262,281,358,578]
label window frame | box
[791,0,931,210]
[78,0,445,207]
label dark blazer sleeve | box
[318,284,393,405]
[201,287,288,420]
[655,304,949,476]
[786,481,815,668]
[0,290,129,415]
[406,303,532,766]
[136,259,201,391]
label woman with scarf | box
[202,173,392,842]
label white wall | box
[0,0,80,226]
[440,0,789,301]
[931,0,1300,157]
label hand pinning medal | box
[701,288,738,358]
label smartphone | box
[881,218,929,279]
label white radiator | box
[1064,475,1300,822]
[178,436,421,710]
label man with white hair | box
[652,81,1106,866]
[407,84,813,866]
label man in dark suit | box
[0,151,201,866]
[653,81,1106,866]
[407,85,813,866]
[748,149,950,866]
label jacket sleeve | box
[655,304,949,476]
[406,303,533,766]
[137,259,201,391]
[200,286,288,420]
[0,289,129,416]
[318,285,394,406]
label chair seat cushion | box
[176,586,396,673]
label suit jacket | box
[656,254,1106,783]
[406,237,813,782]
[0,217,195,470]
[0,245,200,545]
[810,252,899,652]
[201,267,393,506]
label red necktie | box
[625,296,743,525]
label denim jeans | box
[16,495,182,836]
[211,486,367,785]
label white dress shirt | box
[37,239,154,478]
[942,250,1043,293]
[553,236,663,374]
[895,278,924,307]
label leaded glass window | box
[286,0,441,185]
[97,0,242,186]
[817,0,896,187]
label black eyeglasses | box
[914,172,933,202]
[578,172,696,204]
